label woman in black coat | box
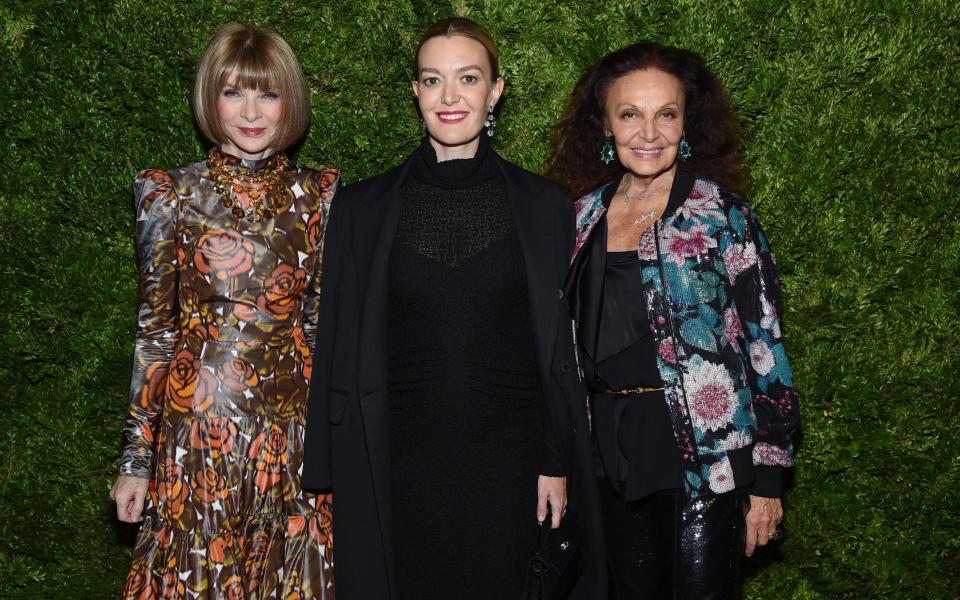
[302,18,604,600]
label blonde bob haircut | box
[193,23,310,151]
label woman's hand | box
[744,495,783,556]
[537,475,567,529]
[111,475,150,523]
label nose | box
[441,82,459,105]
[637,117,657,142]
[242,93,260,122]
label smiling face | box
[603,68,686,184]
[215,83,283,160]
[413,35,504,161]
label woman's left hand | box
[744,495,783,557]
[537,475,567,529]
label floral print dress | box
[119,152,338,599]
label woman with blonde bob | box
[111,23,338,599]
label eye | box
[462,74,478,84]
[260,90,280,100]
[620,110,637,120]
[422,76,440,86]
[222,88,241,98]
[658,110,678,120]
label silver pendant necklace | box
[633,209,657,226]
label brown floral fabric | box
[119,152,338,599]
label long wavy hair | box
[547,42,746,198]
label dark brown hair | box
[193,23,310,151]
[414,18,499,80]
[547,42,745,198]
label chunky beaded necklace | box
[207,147,289,223]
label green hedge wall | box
[1,0,958,598]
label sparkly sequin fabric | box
[119,153,339,599]
[573,174,799,497]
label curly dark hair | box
[546,42,746,198]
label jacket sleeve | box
[726,202,799,497]
[119,170,180,479]
[302,168,340,356]
[301,185,347,492]
[540,190,577,477]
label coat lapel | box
[497,158,561,378]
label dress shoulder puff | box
[299,166,340,202]
[133,168,178,212]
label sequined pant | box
[597,479,746,600]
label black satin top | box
[573,170,697,501]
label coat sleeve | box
[726,202,799,497]
[301,185,347,492]
[119,170,180,479]
[302,168,340,356]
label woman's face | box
[603,68,686,182]
[215,83,283,160]
[413,35,504,161]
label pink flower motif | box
[678,182,723,221]
[753,443,793,467]
[658,339,677,364]
[665,223,717,265]
[723,309,744,347]
[637,228,657,259]
[709,457,735,494]
[749,340,775,376]
[722,243,757,284]
[233,303,257,323]
[685,360,738,432]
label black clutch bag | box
[522,510,584,600]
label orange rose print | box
[306,210,323,251]
[166,348,217,413]
[208,532,235,565]
[221,575,246,600]
[318,168,338,200]
[122,562,158,600]
[249,423,288,493]
[244,531,271,594]
[157,458,189,521]
[190,466,229,504]
[218,357,259,393]
[159,556,186,600]
[180,316,219,341]
[257,263,307,319]
[286,515,306,537]
[309,494,334,548]
[140,361,169,410]
[194,229,254,281]
[233,302,258,322]
[188,417,237,459]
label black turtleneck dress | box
[387,139,549,599]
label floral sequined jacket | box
[568,171,799,497]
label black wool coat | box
[302,151,606,600]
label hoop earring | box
[600,135,616,164]
[484,105,496,137]
[678,136,692,160]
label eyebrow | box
[418,65,484,76]
[616,102,681,111]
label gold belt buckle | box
[608,386,664,396]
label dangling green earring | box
[678,136,692,160]
[600,135,616,164]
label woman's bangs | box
[218,50,280,91]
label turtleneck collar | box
[216,147,283,173]
[409,133,498,189]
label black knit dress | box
[387,137,549,599]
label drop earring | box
[484,105,496,137]
[420,117,427,137]
[600,135,616,164]
[678,136,692,160]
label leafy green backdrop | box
[1,0,958,598]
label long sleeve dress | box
[119,150,338,600]
[385,137,559,600]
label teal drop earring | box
[600,135,616,164]
[679,136,692,160]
